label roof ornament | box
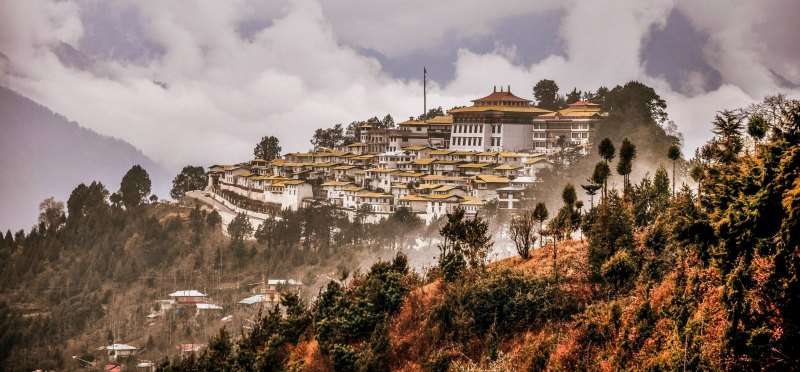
[507,85,511,93]
[493,85,497,92]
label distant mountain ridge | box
[0,85,168,230]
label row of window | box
[452,137,483,147]
[533,123,592,130]
[532,132,590,139]
[453,124,484,133]
[490,137,501,147]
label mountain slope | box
[0,85,168,230]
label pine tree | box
[667,144,681,197]
[532,203,549,248]
[119,165,151,210]
[618,138,637,193]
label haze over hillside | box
[0,86,168,230]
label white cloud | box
[1,0,797,174]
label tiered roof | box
[449,87,552,114]
[536,100,606,120]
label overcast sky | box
[1,0,798,170]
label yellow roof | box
[342,185,364,192]
[458,162,492,169]
[476,151,500,156]
[333,165,358,170]
[427,115,453,125]
[399,115,453,126]
[287,152,314,158]
[494,163,523,170]
[356,191,392,198]
[394,171,424,177]
[365,167,399,174]
[524,157,549,165]
[312,162,337,168]
[426,193,464,201]
[423,175,466,182]
[413,158,435,165]
[474,175,510,183]
[498,151,528,158]
[415,183,441,190]
[322,181,352,187]
[400,194,429,202]
[536,101,605,119]
[451,151,476,156]
[402,145,431,151]
[282,180,305,185]
[429,149,454,155]
[347,143,368,147]
[460,196,484,206]
[434,185,461,192]
[434,160,460,165]
[398,119,427,126]
[313,150,348,157]
[450,105,552,114]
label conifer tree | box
[667,144,681,196]
[618,138,637,193]
[532,202,549,248]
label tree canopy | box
[119,165,151,210]
[254,135,282,160]
[170,165,207,199]
[533,79,562,110]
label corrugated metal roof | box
[169,290,206,297]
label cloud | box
[0,0,797,174]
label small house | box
[168,290,207,304]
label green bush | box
[601,250,637,290]
[330,343,357,372]
[314,254,410,353]
[434,270,577,345]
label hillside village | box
[206,87,605,225]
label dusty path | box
[185,190,268,238]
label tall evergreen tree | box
[617,138,637,192]
[532,202,549,248]
[119,165,151,210]
[254,135,282,160]
[533,79,560,111]
[667,144,681,196]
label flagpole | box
[423,67,427,118]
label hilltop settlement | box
[206,87,605,224]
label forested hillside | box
[0,165,432,370]
[1,95,798,371]
[153,95,800,371]
[0,86,168,230]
